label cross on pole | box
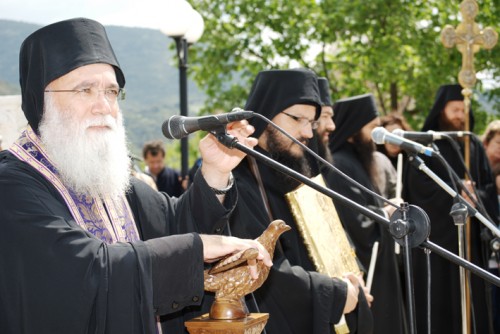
[441,0,497,89]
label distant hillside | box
[0,19,206,154]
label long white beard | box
[39,94,131,199]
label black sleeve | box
[310,272,348,329]
[145,233,204,315]
[126,171,239,315]
[127,170,237,238]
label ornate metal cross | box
[441,0,497,89]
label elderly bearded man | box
[0,18,272,334]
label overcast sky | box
[0,0,179,29]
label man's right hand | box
[342,275,359,314]
[342,272,374,314]
[199,234,272,280]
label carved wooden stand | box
[185,313,269,334]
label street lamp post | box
[160,1,204,177]
[175,35,189,177]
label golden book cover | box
[285,174,360,278]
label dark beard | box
[438,112,464,131]
[317,137,333,163]
[265,126,312,191]
[351,132,378,187]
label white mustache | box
[84,116,117,130]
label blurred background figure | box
[482,119,500,334]
[377,112,412,169]
[142,140,184,197]
[483,119,500,188]
[327,93,406,334]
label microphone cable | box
[429,148,460,197]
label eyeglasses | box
[44,87,126,103]
[282,112,319,130]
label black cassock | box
[223,148,373,334]
[403,136,498,334]
[324,143,406,334]
[0,150,234,334]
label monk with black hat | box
[218,68,371,333]
[0,18,272,334]
[307,77,336,173]
[403,84,498,334]
[326,93,406,333]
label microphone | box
[371,127,435,157]
[162,108,254,139]
[392,129,468,144]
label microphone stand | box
[212,129,500,334]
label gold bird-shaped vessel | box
[204,219,291,320]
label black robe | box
[225,148,370,334]
[0,150,235,334]
[324,143,406,334]
[403,136,498,334]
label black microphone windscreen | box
[162,115,184,139]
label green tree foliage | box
[188,0,498,131]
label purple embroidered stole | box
[9,127,140,244]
